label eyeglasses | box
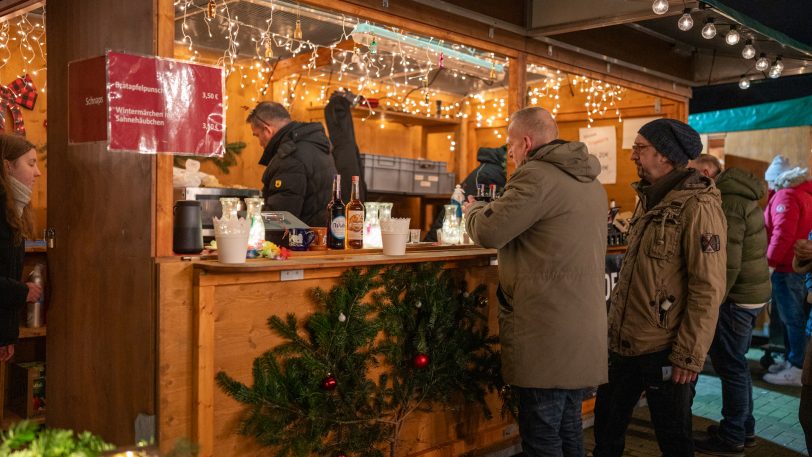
[248,108,271,128]
[631,143,654,153]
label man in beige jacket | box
[464,107,608,457]
[593,119,727,457]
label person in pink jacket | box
[764,166,812,385]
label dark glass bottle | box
[346,176,365,249]
[327,175,346,249]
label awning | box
[689,94,812,134]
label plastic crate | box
[437,172,456,195]
[360,153,412,193]
[412,159,442,194]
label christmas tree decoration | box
[338,312,347,322]
[369,35,378,55]
[216,264,501,457]
[263,37,274,59]
[438,52,445,69]
[321,374,338,391]
[206,0,216,20]
[293,19,303,40]
[413,353,430,369]
[489,62,496,80]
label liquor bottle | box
[488,184,498,201]
[327,175,346,249]
[346,176,365,249]
[474,184,488,202]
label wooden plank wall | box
[46,0,157,445]
[157,258,514,457]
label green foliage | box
[216,263,502,457]
[0,421,115,457]
[173,140,246,174]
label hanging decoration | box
[206,0,216,20]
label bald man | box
[464,107,608,456]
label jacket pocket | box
[646,217,680,260]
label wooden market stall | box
[15,0,696,453]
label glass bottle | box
[346,176,365,249]
[244,197,265,247]
[364,202,381,248]
[327,175,346,249]
[219,197,240,221]
[378,202,393,221]
[442,204,460,245]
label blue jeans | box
[513,386,585,457]
[594,350,695,457]
[708,299,761,445]
[772,272,809,368]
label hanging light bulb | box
[206,0,216,20]
[768,65,781,79]
[652,0,669,15]
[738,75,750,89]
[725,26,740,45]
[293,19,303,40]
[774,55,784,72]
[741,39,756,59]
[677,8,694,31]
[701,18,716,39]
[755,53,769,71]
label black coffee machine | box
[173,200,204,254]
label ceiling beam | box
[529,4,696,37]
[270,38,355,81]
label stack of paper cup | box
[213,216,250,264]
[380,217,410,256]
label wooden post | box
[193,273,216,457]
[155,0,175,257]
[506,54,527,176]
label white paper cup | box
[216,233,249,264]
[409,229,421,243]
[382,232,409,255]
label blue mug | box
[287,228,316,251]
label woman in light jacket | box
[0,134,42,361]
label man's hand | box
[25,282,42,303]
[672,366,698,384]
[794,239,812,262]
[462,195,476,215]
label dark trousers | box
[593,350,696,457]
[708,300,761,445]
[513,386,585,457]
[801,385,812,454]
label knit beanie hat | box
[764,155,791,183]
[638,119,702,165]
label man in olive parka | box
[594,119,727,457]
[464,107,608,457]
[691,155,771,455]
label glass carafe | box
[244,197,265,246]
[364,202,381,248]
[378,202,393,221]
[219,197,241,221]
[442,204,460,245]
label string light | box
[738,75,750,89]
[741,39,756,59]
[725,26,740,45]
[677,9,693,31]
[0,7,47,93]
[755,53,770,71]
[652,0,669,15]
[701,18,716,39]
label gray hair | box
[508,107,558,145]
[247,101,291,128]
[692,154,722,178]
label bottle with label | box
[327,174,346,249]
[346,176,365,249]
[27,264,45,328]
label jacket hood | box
[476,147,506,167]
[526,140,601,183]
[772,167,811,190]
[260,121,331,165]
[715,167,765,201]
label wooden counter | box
[156,246,518,457]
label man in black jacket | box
[248,102,337,227]
[425,146,506,242]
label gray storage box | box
[412,159,441,194]
[437,172,456,195]
[361,153,413,193]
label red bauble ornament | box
[413,353,430,369]
[321,374,338,391]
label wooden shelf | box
[19,326,46,339]
[24,246,46,254]
[308,105,460,128]
[1,407,44,428]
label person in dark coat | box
[248,101,337,227]
[424,146,506,242]
[0,134,42,362]
[324,91,366,202]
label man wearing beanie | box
[594,118,727,457]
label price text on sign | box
[107,52,225,156]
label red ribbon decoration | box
[0,74,38,135]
